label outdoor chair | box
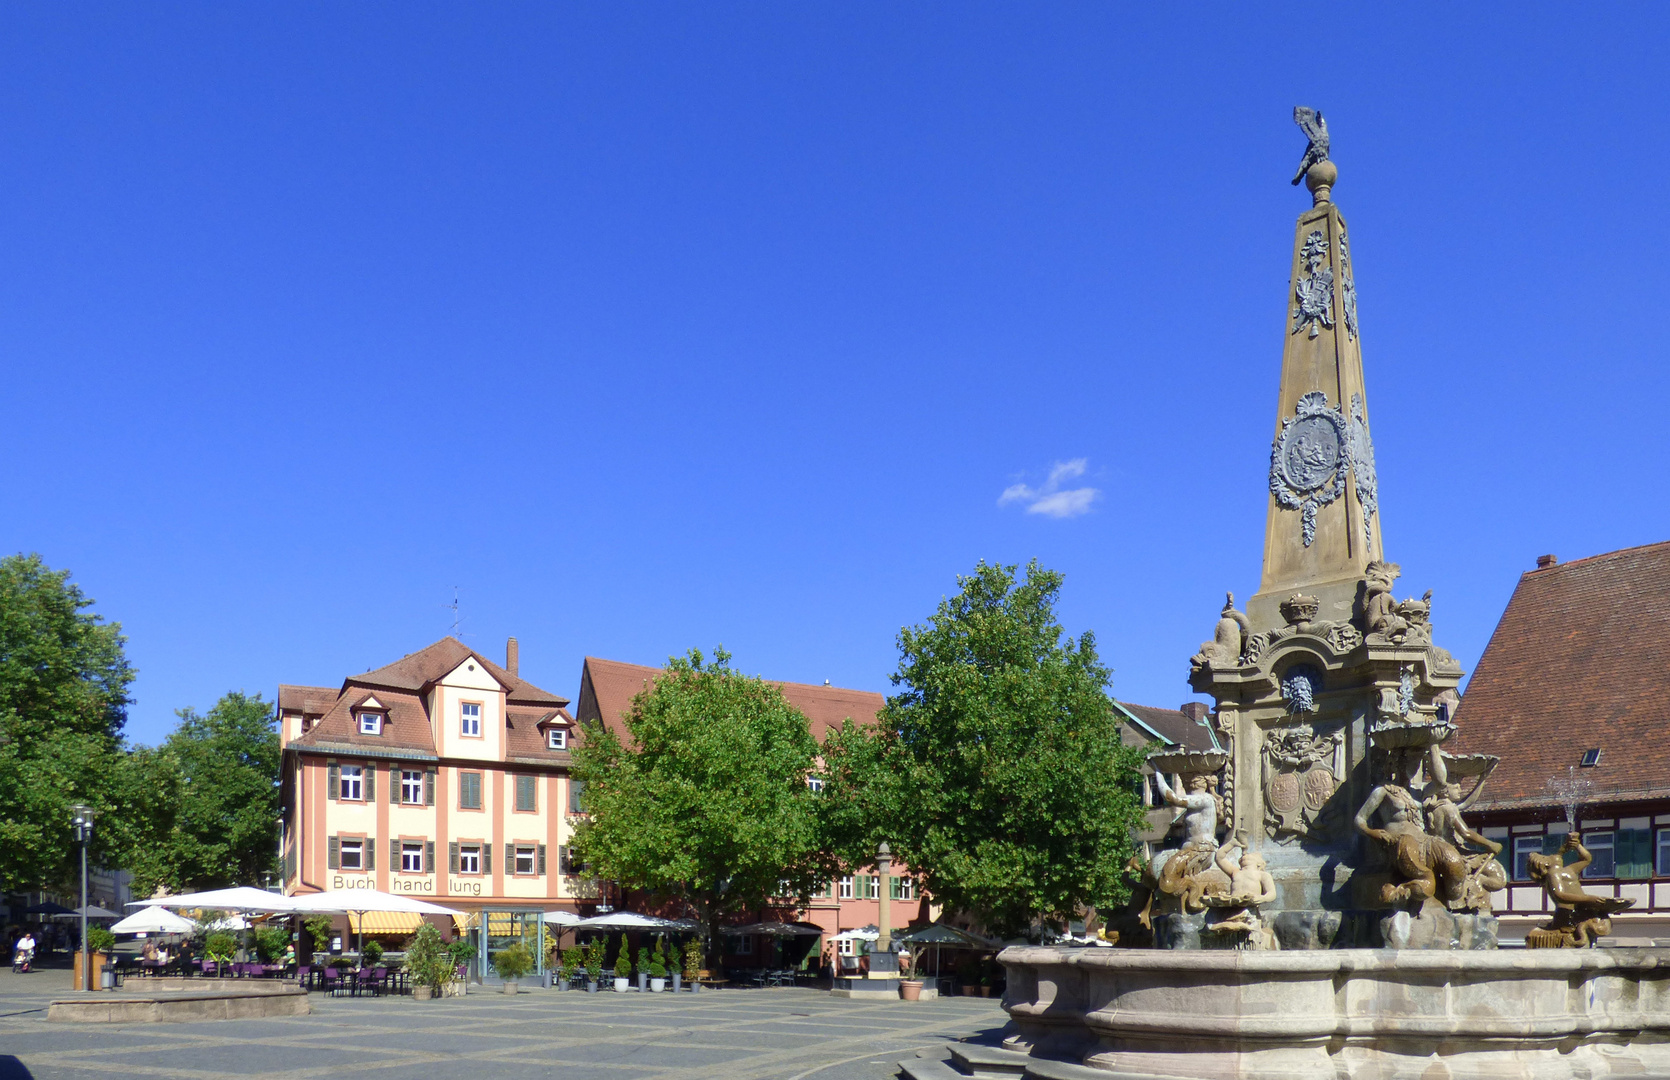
[320,967,343,996]
[296,965,311,989]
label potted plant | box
[648,942,666,992]
[635,946,650,992]
[405,923,446,1001]
[561,946,582,990]
[303,915,337,961]
[955,952,981,996]
[493,941,533,994]
[361,940,384,969]
[613,934,631,991]
[683,938,703,993]
[585,937,605,992]
[204,932,237,974]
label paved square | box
[0,971,1006,1080]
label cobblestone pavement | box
[0,970,1006,1080]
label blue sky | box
[4,5,1668,746]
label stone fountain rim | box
[1000,943,1670,973]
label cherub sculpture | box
[1291,107,1329,186]
[1422,751,1508,911]
[1191,592,1250,671]
[1525,836,1636,947]
[1354,747,1466,906]
[1203,834,1279,949]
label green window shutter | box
[366,839,375,870]
[328,835,340,870]
[449,842,460,874]
[390,838,400,867]
[425,769,436,806]
[327,763,339,801]
[516,775,535,811]
[1621,829,1652,879]
[364,767,375,803]
[425,840,435,873]
[391,767,402,805]
[537,844,546,875]
[483,843,492,875]
[506,843,515,871]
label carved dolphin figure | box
[1291,107,1329,185]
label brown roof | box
[1450,541,1670,810]
[277,684,338,716]
[577,656,886,743]
[354,637,568,707]
[286,637,572,764]
[1118,702,1218,753]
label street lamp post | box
[71,804,94,992]
[875,842,892,955]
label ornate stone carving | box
[1355,737,1506,912]
[1323,621,1362,653]
[1150,768,1230,913]
[1340,232,1359,341]
[1279,665,1322,714]
[1269,391,1348,546]
[1525,836,1636,947]
[1290,107,1329,187]
[1361,560,1411,642]
[1291,231,1335,338]
[1191,592,1250,672]
[1262,726,1341,841]
[1348,393,1377,544]
[1279,593,1319,627]
[1202,834,1279,950]
[1397,664,1416,716]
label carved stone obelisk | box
[1158,111,1492,948]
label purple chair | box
[296,964,311,989]
[320,967,343,995]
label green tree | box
[820,560,1149,938]
[137,692,281,891]
[0,554,137,893]
[570,648,830,959]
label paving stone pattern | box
[0,970,1004,1080]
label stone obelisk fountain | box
[990,109,1670,1080]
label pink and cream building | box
[279,637,590,918]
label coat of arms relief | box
[1262,725,1344,843]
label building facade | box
[1450,542,1670,942]
[279,637,589,921]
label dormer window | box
[1581,748,1602,767]
[358,711,384,736]
[460,701,482,737]
[547,727,567,750]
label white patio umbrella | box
[111,907,196,935]
[544,910,582,952]
[572,912,672,930]
[286,889,464,958]
[129,887,298,914]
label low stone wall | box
[1000,944,1670,1079]
[48,984,309,1024]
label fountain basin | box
[1000,944,1670,1079]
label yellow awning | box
[346,912,423,936]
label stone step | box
[897,1057,964,1080]
[948,1043,1032,1076]
[1021,1059,1182,1080]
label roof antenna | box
[446,587,465,640]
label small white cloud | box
[998,458,1100,518]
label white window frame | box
[838,876,854,900]
[515,845,536,875]
[358,711,383,735]
[836,937,855,957]
[339,838,364,870]
[339,765,364,801]
[459,844,481,875]
[547,727,567,750]
[401,771,424,805]
[1583,830,1615,878]
[806,776,825,793]
[401,841,424,873]
[892,876,915,901]
[460,701,482,737]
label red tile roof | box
[286,637,572,764]
[1449,541,1670,810]
[576,656,886,743]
